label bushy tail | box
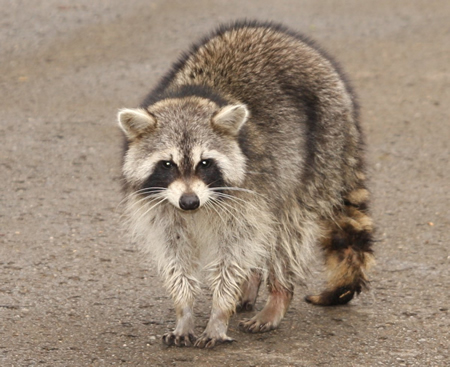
[306,186,375,306]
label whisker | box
[211,197,238,215]
[210,198,248,229]
[130,197,167,234]
[124,195,165,217]
[213,192,253,206]
[209,186,265,197]
[204,200,228,228]
[133,187,167,195]
[212,192,245,201]
[211,192,261,213]
[246,171,267,175]
[209,197,242,223]
[120,190,165,212]
[116,187,167,209]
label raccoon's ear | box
[212,104,249,135]
[117,108,156,139]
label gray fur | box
[117,21,374,348]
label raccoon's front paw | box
[162,331,197,347]
[193,332,234,349]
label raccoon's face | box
[118,97,248,211]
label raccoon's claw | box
[162,332,197,347]
[239,318,277,333]
[194,333,235,349]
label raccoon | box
[117,20,374,348]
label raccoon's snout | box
[179,193,200,211]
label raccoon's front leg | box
[194,307,235,349]
[160,253,200,347]
[194,265,244,348]
[162,304,196,347]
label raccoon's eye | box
[160,160,175,169]
[198,159,212,169]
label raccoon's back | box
[146,21,354,124]
[143,21,363,209]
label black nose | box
[179,193,200,211]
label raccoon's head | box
[118,97,248,211]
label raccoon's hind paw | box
[236,300,256,312]
[305,285,362,306]
[162,331,197,347]
[239,317,279,333]
[240,284,292,333]
[193,333,235,349]
[236,271,262,313]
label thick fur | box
[117,20,374,348]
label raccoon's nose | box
[179,193,200,211]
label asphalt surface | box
[1,0,449,366]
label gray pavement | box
[1,1,449,366]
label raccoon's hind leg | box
[236,270,262,312]
[305,188,375,306]
[239,275,293,333]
